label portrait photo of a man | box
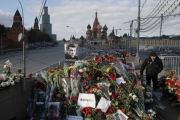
[46,102,60,120]
[65,44,78,61]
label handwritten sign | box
[96,97,111,112]
[66,115,83,120]
[116,77,126,85]
[77,93,96,108]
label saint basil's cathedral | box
[86,12,109,45]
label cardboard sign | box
[77,93,96,108]
[116,77,126,85]
[66,115,83,120]
[115,110,129,120]
[96,97,111,112]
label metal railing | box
[160,56,180,77]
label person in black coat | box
[140,51,163,91]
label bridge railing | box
[160,56,180,77]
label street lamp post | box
[67,26,76,43]
[18,0,25,77]
[116,29,121,45]
[135,0,140,63]
[1,33,5,55]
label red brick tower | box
[7,9,24,47]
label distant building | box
[85,12,108,45]
[33,17,40,33]
[124,35,180,51]
[7,9,27,47]
[40,6,57,43]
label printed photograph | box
[47,102,60,120]
[64,43,78,62]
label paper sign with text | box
[77,93,96,108]
[96,97,111,112]
[116,77,126,85]
[115,110,129,120]
[66,115,83,120]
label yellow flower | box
[141,86,145,90]
[106,67,111,73]
[69,66,74,69]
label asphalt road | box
[0,45,88,76]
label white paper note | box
[77,93,96,108]
[96,97,111,112]
[116,77,126,85]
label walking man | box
[140,51,163,91]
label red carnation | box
[105,55,108,59]
[74,96,78,101]
[92,68,95,71]
[83,81,87,85]
[97,61,100,65]
[118,83,122,87]
[18,69,22,74]
[111,76,116,81]
[101,57,105,61]
[88,76,92,80]
[95,56,99,61]
[28,73,32,78]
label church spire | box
[93,11,99,32]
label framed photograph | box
[65,43,78,63]
[47,102,60,120]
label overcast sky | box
[0,0,180,41]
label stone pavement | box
[127,56,180,120]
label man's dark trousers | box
[146,74,158,91]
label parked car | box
[159,54,168,59]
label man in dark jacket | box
[140,51,163,91]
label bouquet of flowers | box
[0,60,22,90]
[164,70,180,105]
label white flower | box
[83,67,87,71]
[5,60,12,67]
[3,65,7,69]
[15,75,20,82]
[11,81,15,85]
[148,109,153,113]
[6,81,10,86]
[79,69,83,72]
[0,74,7,81]
[1,82,6,87]
[9,77,13,82]
[132,95,138,102]
[132,95,137,99]
[129,93,133,96]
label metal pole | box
[135,0,140,63]
[160,14,163,37]
[18,0,25,77]
[1,35,2,55]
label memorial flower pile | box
[165,70,180,102]
[27,54,159,120]
[0,60,21,89]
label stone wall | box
[0,78,36,120]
